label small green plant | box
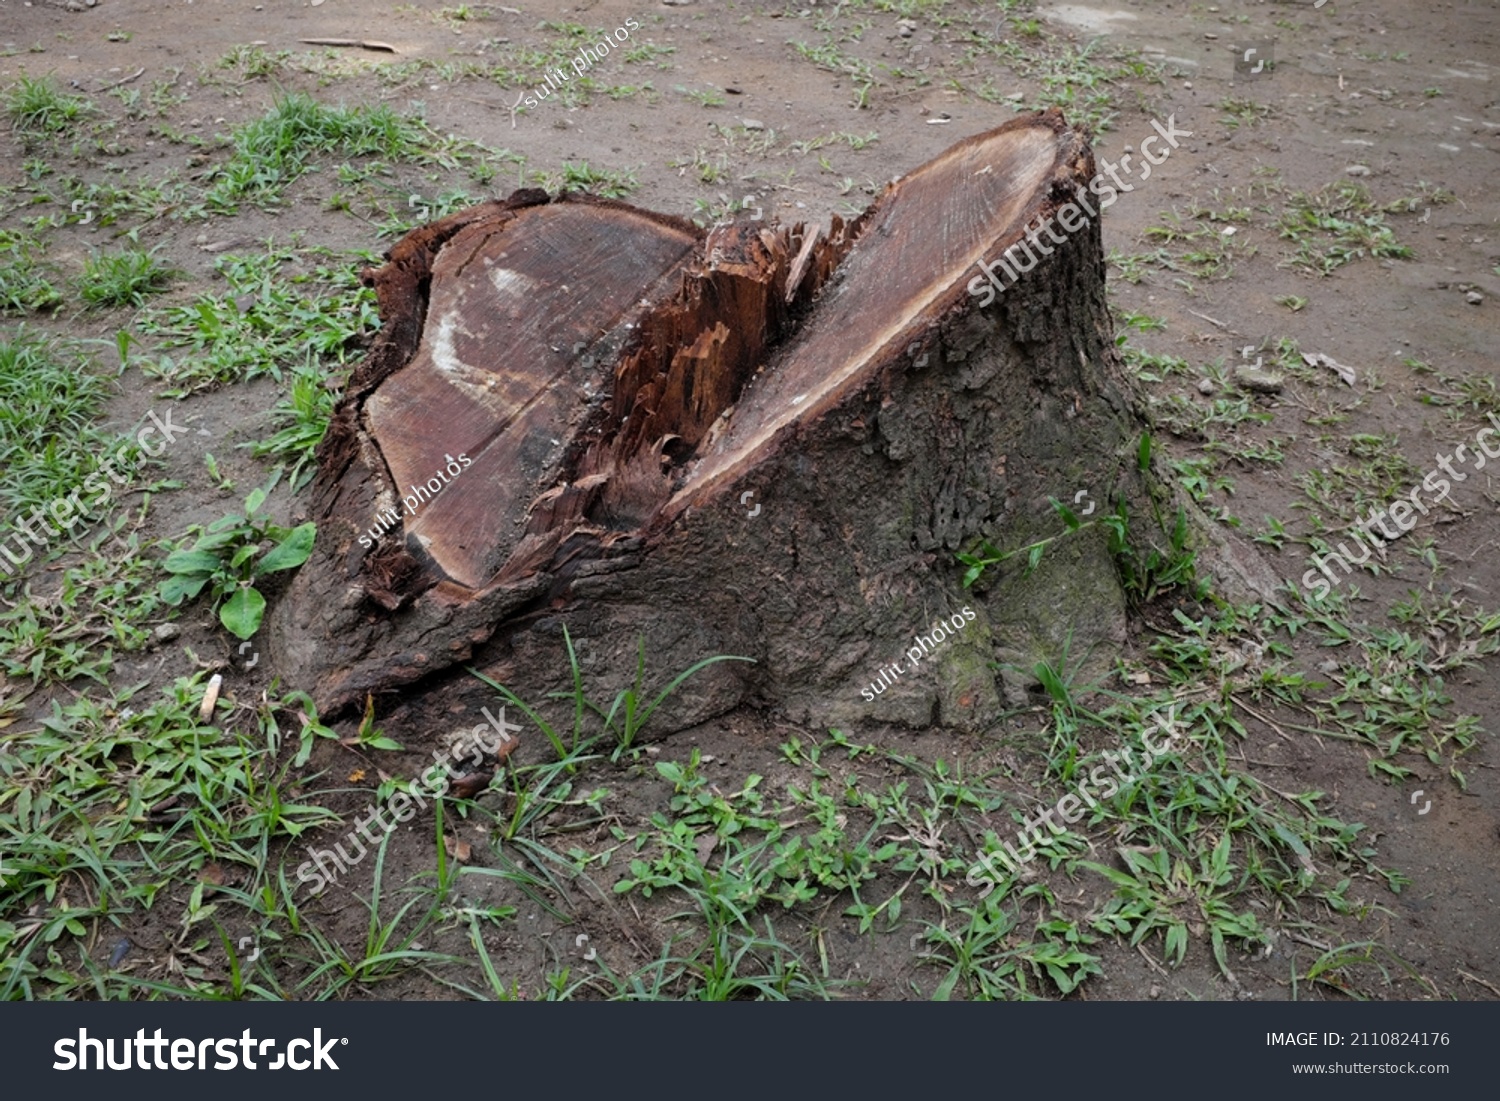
[355,693,404,751]
[1103,501,1206,604]
[469,627,753,765]
[0,232,62,313]
[157,478,317,639]
[4,76,92,136]
[531,161,639,198]
[247,358,340,490]
[77,247,177,309]
[591,639,754,759]
[1218,96,1272,130]
[674,85,726,108]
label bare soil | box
[2,0,1497,1002]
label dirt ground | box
[1,0,1497,1002]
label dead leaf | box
[348,768,367,783]
[695,834,716,867]
[494,735,519,765]
[1303,352,1356,386]
[199,863,227,889]
[444,837,473,863]
[449,770,493,799]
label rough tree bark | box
[267,109,1246,741]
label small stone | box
[1149,983,1161,999]
[742,118,764,130]
[1234,364,1284,394]
[153,623,182,643]
[1345,164,1372,176]
[1466,290,1483,305]
[1183,81,1193,89]
[1318,660,1340,674]
[1197,378,1216,395]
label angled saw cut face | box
[364,201,698,589]
[668,119,1071,517]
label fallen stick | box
[99,66,146,92]
[300,38,399,53]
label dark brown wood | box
[268,110,1245,741]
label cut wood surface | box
[366,200,699,588]
[270,109,1255,740]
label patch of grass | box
[0,330,147,523]
[1278,182,1415,274]
[0,676,341,999]
[1116,338,1191,381]
[531,161,639,199]
[0,530,164,685]
[786,130,880,154]
[205,93,459,213]
[137,246,378,396]
[4,76,93,137]
[674,84,727,108]
[59,174,192,227]
[0,231,63,313]
[1219,96,1273,129]
[622,42,676,67]
[670,149,728,185]
[77,248,178,309]
[247,359,341,491]
[790,38,876,109]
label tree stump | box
[268,109,1201,739]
